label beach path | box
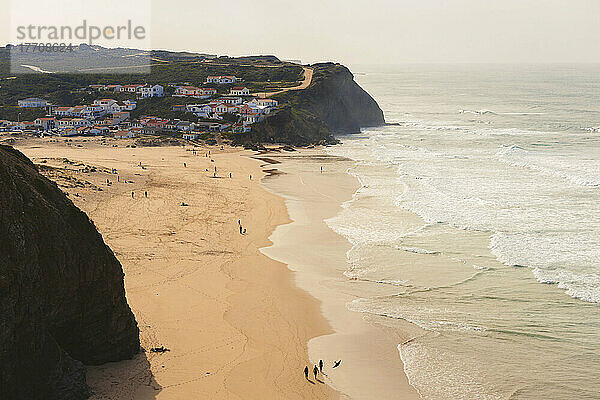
[255,67,314,98]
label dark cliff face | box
[233,106,334,146]
[283,63,385,134]
[0,146,140,400]
[235,63,385,146]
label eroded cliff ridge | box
[0,145,140,400]
[235,63,385,145]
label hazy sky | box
[2,0,600,64]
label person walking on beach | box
[131,192,134,199]
[144,191,148,198]
[239,225,243,234]
[319,359,323,373]
[304,366,309,380]
[184,162,187,168]
[313,365,318,380]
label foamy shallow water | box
[325,64,600,399]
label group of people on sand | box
[304,359,341,383]
[238,220,247,235]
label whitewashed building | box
[139,84,164,98]
[18,98,48,108]
[217,97,243,105]
[187,104,214,117]
[229,86,250,96]
[250,98,279,108]
[206,75,241,84]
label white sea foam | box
[533,268,600,303]
[459,109,546,116]
[345,64,600,400]
[347,298,487,333]
[397,245,440,255]
[496,144,600,187]
[490,232,600,303]
[398,342,503,400]
[332,130,600,306]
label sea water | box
[325,64,600,399]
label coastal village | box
[1,75,279,140]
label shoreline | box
[12,137,337,400]
[259,148,422,399]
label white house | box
[34,117,56,131]
[120,100,137,111]
[18,98,48,108]
[243,114,264,124]
[174,86,201,96]
[239,103,270,115]
[217,97,243,105]
[81,105,106,119]
[179,122,194,131]
[200,88,217,96]
[182,132,200,140]
[212,103,239,114]
[54,107,75,117]
[89,126,110,135]
[139,84,164,98]
[206,75,241,84]
[57,118,91,130]
[94,99,117,108]
[114,130,137,139]
[53,104,108,120]
[229,86,250,96]
[174,86,216,98]
[187,104,214,117]
[91,99,136,114]
[250,98,279,108]
[119,84,144,93]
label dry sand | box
[13,137,336,400]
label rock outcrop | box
[235,63,384,145]
[0,145,140,400]
[281,63,385,133]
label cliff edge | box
[234,63,384,145]
[0,146,140,400]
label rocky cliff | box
[233,63,385,145]
[0,146,140,400]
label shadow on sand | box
[86,348,161,399]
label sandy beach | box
[259,150,422,400]
[12,137,336,400]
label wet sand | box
[259,149,422,399]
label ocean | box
[325,64,600,399]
